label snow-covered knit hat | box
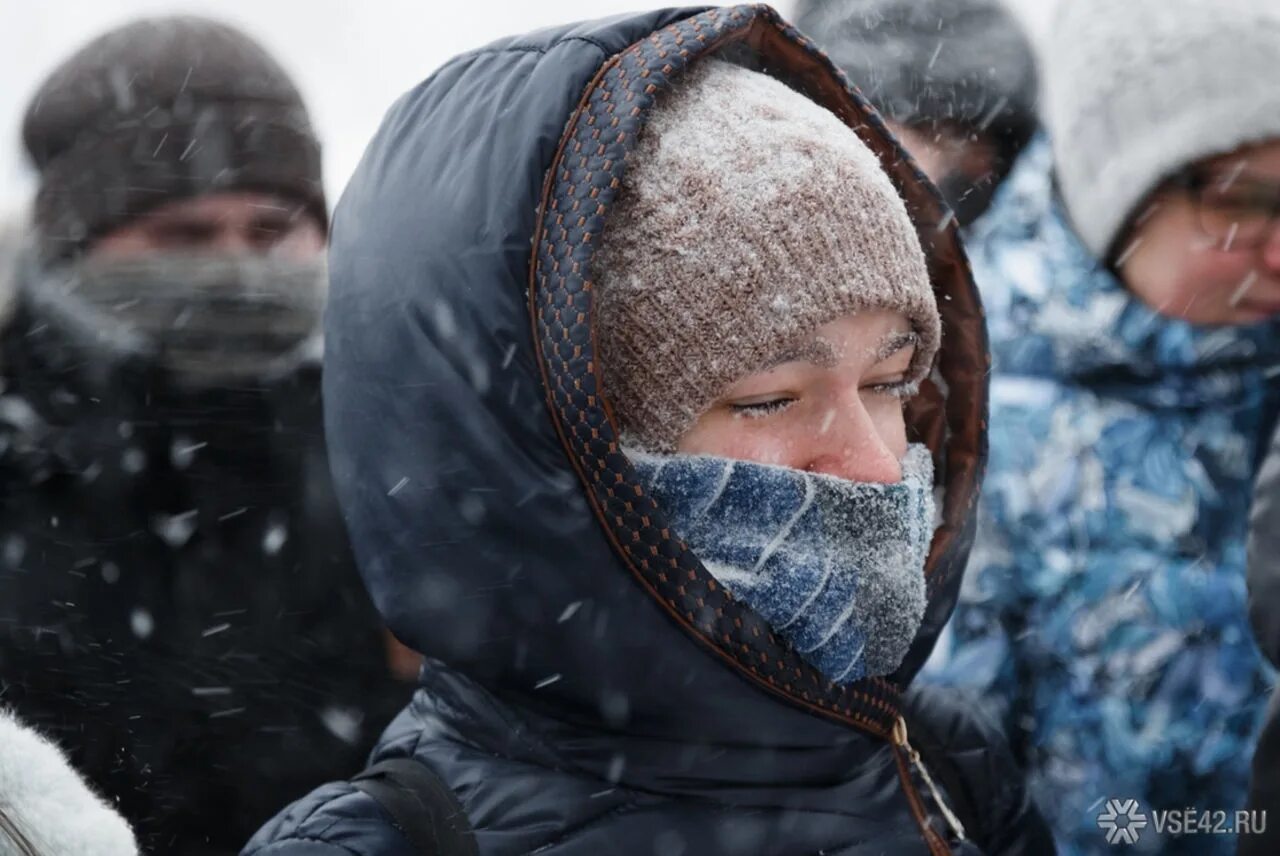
[0,709,139,855]
[593,60,939,453]
[792,0,1037,142]
[1044,0,1280,259]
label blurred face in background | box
[58,189,329,388]
[1118,139,1280,326]
[887,120,1000,226]
[88,191,326,260]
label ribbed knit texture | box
[1044,0,1280,258]
[594,59,938,452]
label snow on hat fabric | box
[594,59,939,453]
[1044,0,1280,259]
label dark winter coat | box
[0,249,413,854]
[1243,424,1280,856]
[244,6,1052,855]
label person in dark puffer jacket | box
[244,6,1050,855]
[1,17,414,854]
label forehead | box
[1199,139,1280,177]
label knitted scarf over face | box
[22,252,325,388]
[628,444,935,684]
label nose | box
[1261,221,1280,274]
[207,225,257,254]
[800,398,904,484]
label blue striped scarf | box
[629,444,935,683]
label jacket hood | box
[325,4,987,750]
[976,136,1280,409]
[0,221,22,345]
[0,710,138,856]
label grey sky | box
[0,0,1052,222]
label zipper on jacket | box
[892,716,968,845]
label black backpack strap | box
[351,757,478,856]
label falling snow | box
[130,607,154,640]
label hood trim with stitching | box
[319,6,988,802]
[528,4,987,740]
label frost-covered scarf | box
[628,444,935,684]
[22,253,326,388]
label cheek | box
[1177,250,1255,292]
[1124,212,1254,319]
[866,397,910,457]
[1134,246,1254,317]
[87,227,163,260]
[677,412,806,468]
[274,221,327,258]
[1154,233,1251,283]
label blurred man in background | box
[0,16,413,854]
[794,0,1039,228]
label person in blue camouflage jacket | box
[921,0,1280,853]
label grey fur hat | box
[792,0,1038,140]
[594,60,938,453]
[1044,0,1280,258]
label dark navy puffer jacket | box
[245,6,1052,855]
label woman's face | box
[676,309,917,484]
[1121,139,1280,326]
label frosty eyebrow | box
[762,330,918,371]
[876,331,919,362]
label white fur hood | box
[0,710,138,856]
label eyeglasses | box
[1169,167,1280,250]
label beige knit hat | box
[594,59,939,453]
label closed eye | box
[153,219,219,245]
[729,396,796,418]
[865,378,919,399]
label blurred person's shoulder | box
[242,779,421,856]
